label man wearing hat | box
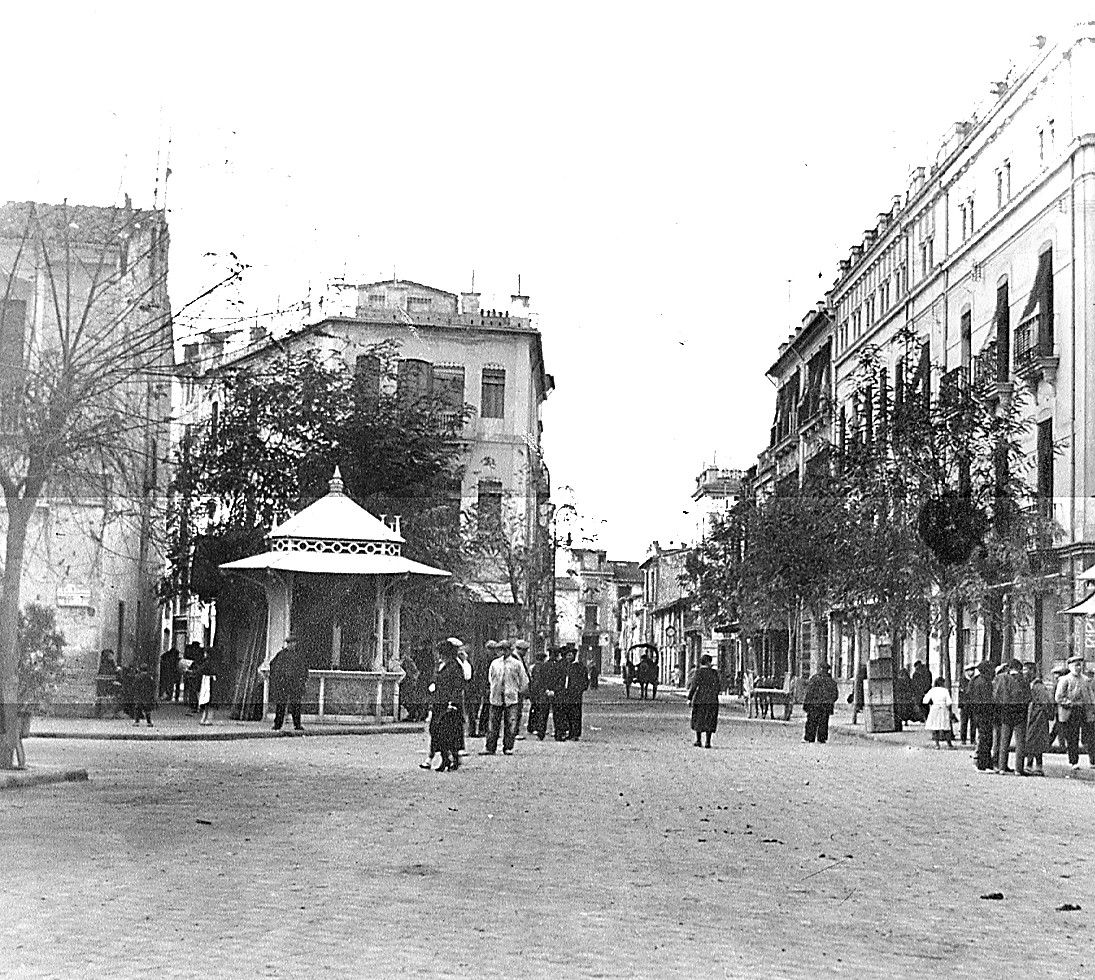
[467,641,496,738]
[513,639,531,740]
[269,632,307,732]
[1055,654,1093,773]
[558,644,590,741]
[482,639,529,755]
[958,663,977,746]
[993,659,1031,775]
[802,661,839,744]
[541,646,568,740]
[966,661,996,771]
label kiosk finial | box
[329,467,345,495]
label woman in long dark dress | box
[688,654,721,748]
[427,642,466,772]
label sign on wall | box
[57,587,93,609]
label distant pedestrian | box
[269,634,307,732]
[967,662,996,771]
[131,661,156,726]
[482,640,529,755]
[159,647,177,701]
[184,643,205,714]
[805,665,836,744]
[198,651,218,726]
[623,658,634,699]
[468,641,495,737]
[542,647,567,740]
[743,670,756,718]
[451,638,472,754]
[527,651,549,739]
[637,653,657,700]
[426,640,466,772]
[958,663,977,745]
[1025,665,1053,776]
[559,646,589,741]
[1055,654,1092,775]
[790,670,810,722]
[95,649,122,719]
[513,639,531,740]
[994,659,1031,775]
[849,664,867,725]
[688,654,721,748]
[803,663,839,743]
[910,661,933,722]
[922,677,954,748]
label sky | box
[2,1,1091,558]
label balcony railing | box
[972,340,998,390]
[938,365,968,406]
[1014,313,1047,365]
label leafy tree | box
[165,343,474,715]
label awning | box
[462,581,520,605]
[1079,564,1095,582]
[219,551,449,577]
[1062,593,1095,616]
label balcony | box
[1014,314,1058,385]
[938,365,968,408]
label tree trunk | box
[0,501,32,769]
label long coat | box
[269,645,308,704]
[688,665,721,733]
[804,673,839,714]
[1026,681,1055,754]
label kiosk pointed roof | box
[270,468,404,543]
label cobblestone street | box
[3,688,1094,979]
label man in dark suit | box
[467,640,495,737]
[527,651,550,739]
[541,647,568,741]
[269,634,308,732]
[559,646,590,741]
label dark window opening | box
[477,479,503,532]
[397,358,434,411]
[354,354,382,416]
[481,367,505,419]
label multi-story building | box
[827,26,1095,677]
[0,200,172,712]
[184,278,553,657]
[639,544,693,686]
[691,465,743,541]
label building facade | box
[183,278,554,658]
[0,201,172,712]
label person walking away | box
[542,647,567,741]
[426,641,466,772]
[1055,654,1092,775]
[95,649,122,719]
[967,662,995,770]
[994,659,1031,775]
[560,646,590,740]
[848,664,866,725]
[198,650,218,726]
[922,677,954,748]
[131,661,156,726]
[527,651,549,739]
[802,662,839,743]
[482,642,529,755]
[958,663,977,745]
[688,654,721,748]
[1025,664,1053,776]
[269,634,307,732]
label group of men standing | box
[421,638,590,768]
[962,653,1095,776]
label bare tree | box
[0,200,241,767]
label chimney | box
[460,291,481,316]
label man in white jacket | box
[1054,654,1092,774]
[481,640,530,756]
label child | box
[922,676,954,748]
[131,662,155,727]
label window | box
[996,171,1003,210]
[477,479,503,531]
[1016,250,1054,362]
[432,364,465,413]
[1049,119,1055,149]
[1037,419,1054,515]
[960,204,968,241]
[1004,159,1011,200]
[480,366,505,418]
[369,293,385,307]
[397,358,433,410]
[1038,128,1045,164]
[866,296,875,326]
[967,195,975,233]
[584,604,599,631]
[995,282,1010,382]
[960,310,972,368]
[210,401,220,443]
[406,296,432,314]
[354,354,382,416]
[920,237,934,279]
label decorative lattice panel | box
[271,537,401,557]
